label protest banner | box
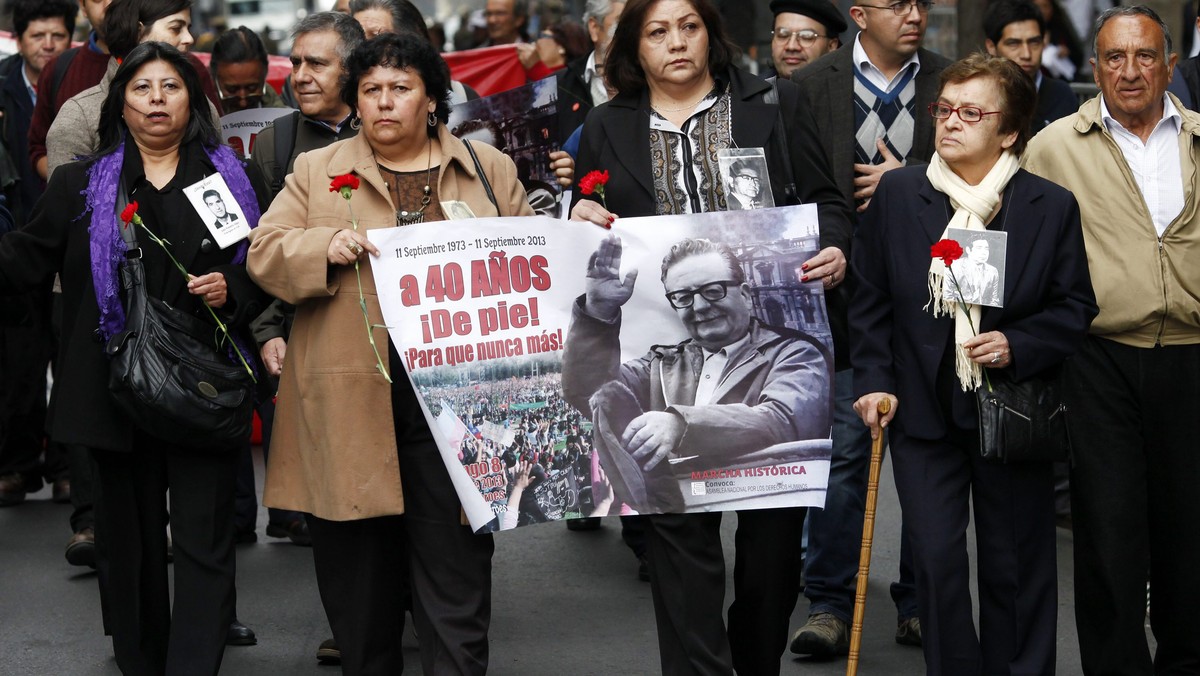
[219,107,293,159]
[368,206,833,533]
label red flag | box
[444,45,526,98]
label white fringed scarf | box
[925,150,1019,391]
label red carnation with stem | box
[578,170,609,208]
[931,238,991,390]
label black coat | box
[1033,76,1078,134]
[554,56,594,145]
[0,55,39,227]
[0,142,270,452]
[849,166,1098,440]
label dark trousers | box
[92,438,238,676]
[1066,337,1200,675]
[308,438,494,676]
[644,506,806,676]
[890,426,1057,676]
[805,369,919,622]
[0,289,53,481]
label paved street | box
[1,449,1101,675]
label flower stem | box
[345,201,392,383]
[135,221,256,382]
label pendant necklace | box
[396,139,433,226]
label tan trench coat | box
[247,125,533,520]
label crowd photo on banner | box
[0,0,1198,674]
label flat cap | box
[768,0,848,35]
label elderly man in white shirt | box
[1023,6,1200,674]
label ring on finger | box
[346,241,362,255]
[991,351,1001,364]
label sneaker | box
[789,612,849,657]
[895,616,922,647]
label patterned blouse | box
[648,85,734,215]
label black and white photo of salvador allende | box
[562,235,832,513]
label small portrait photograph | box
[718,148,774,211]
[182,174,249,249]
[942,227,1008,308]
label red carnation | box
[120,201,140,229]
[930,239,964,267]
[578,169,609,207]
[330,174,361,199]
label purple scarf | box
[87,140,261,340]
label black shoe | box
[316,637,340,665]
[226,619,257,646]
[234,528,258,544]
[0,473,31,507]
[65,527,97,568]
[266,519,312,546]
[566,516,602,531]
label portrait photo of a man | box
[203,189,239,230]
[945,232,1005,307]
[726,160,766,210]
[561,235,831,513]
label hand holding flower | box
[187,272,228,308]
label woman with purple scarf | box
[0,41,269,675]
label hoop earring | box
[350,117,362,131]
[427,112,437,127]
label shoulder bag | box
[105,193,254,450]
[976,367,1071,463]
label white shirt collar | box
[852,33,921,86]
[585,51,599,83]
[21,61,36,104]
[701,330,751,361]
[1099,93,1181,138]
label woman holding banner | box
[568,0,852,672]
[247,33,532,675]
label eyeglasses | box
[770,27,829,45]
[735,174,761,182]
[665,280,738,309]
[858,0,933,16]
[928,102,1002,124]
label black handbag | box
[976,367,1071,463]
[104,201,254,450]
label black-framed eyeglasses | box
[735,174,761,182]
[770,27,829,45]
[858,0,933,16]
[665,280,738,309]
[927,102,1003,124]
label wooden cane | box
[846,397,891,676]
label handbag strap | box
[463,139,500,216]
[115,176,142,259]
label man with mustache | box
[787,0,950,657]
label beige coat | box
[247,125,533,520]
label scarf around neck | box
[87,139,261,341]
[924,149,1018,391]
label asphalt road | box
[0,449,1107,675]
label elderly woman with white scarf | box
[848,53,1097,676]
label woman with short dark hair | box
[851,53,1097,674]
[0,41,269,675]
[248,33,533,675]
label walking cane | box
[846,398,891,676]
